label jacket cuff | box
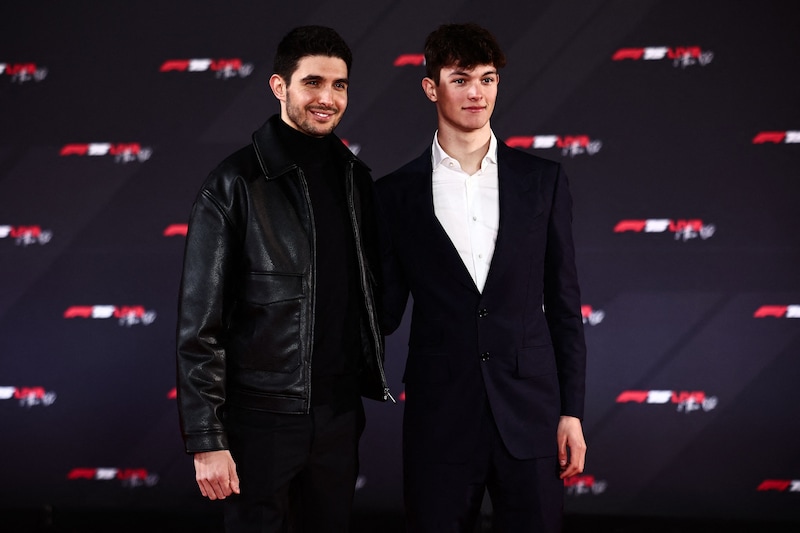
[183,432,229,454]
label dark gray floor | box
[3,509,799,533]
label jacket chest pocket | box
[230,272,305,373]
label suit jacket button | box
[480,352,490,361]
[478,308,488,318]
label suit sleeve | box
[375,178,411,336]
[543,164,587,420]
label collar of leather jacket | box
[252,114,371,181]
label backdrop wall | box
[1,0,798,524]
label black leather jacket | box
[176,115,389,453]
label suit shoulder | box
[499,144,566,191]
[376,149,430,191]
[500,142,561,173]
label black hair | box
[273,25,353,84]
[424,23,506,84]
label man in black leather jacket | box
[176,26,390,532]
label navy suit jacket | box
[376,141,586,462]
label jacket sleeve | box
[543,164,587,420]
[176,183,239,453]
[375,178,411,336]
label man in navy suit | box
[376,23,588,532]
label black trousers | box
[404,399,564,533]
[223,397,365,533]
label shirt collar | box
[432,130,498,171]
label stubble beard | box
[285,97,341,138]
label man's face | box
[423,64,499,133]
[272,55,349,137]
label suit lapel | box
[482,143,542,295]
[409,150,480,293]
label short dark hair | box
[273,25,353,84]
[424,23,506,84]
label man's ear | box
[269,74,287,102]
[421,77,438,103]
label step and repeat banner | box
[1,0,798,524]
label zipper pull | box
[385,388,397,404]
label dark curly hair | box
[424,23,506,84]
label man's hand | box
[557,415,587,479]
[194,450,241,500]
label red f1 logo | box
[393,54,425,67]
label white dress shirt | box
[431,131,500,293]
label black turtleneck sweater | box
[274,118,360,407]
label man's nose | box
[467,81,483,99]
[317,86,334,106]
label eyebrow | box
[447,69,497,78]
[300,74,349,84]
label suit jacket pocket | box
[515,345,556,378]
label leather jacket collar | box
[253,115,370,181]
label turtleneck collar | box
[274,117,335,168]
